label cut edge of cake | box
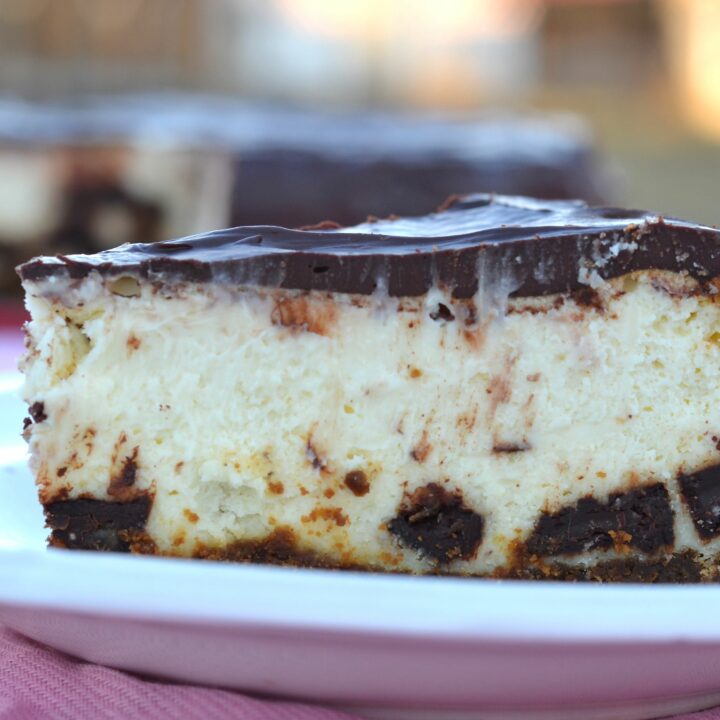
[17,194,720,582]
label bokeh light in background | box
[662,0,720,142]
[277,0,542,41]
[273,0,543,106]
[0,0,717,223]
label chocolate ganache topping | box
[17,194,720,299]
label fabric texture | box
[3,627,720,720]
[0,626,360,720]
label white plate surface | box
[4,373,720,719]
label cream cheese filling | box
[20,270,720,573]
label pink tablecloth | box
[2,626,720,720]
[0,627,359,720]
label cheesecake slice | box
[17,194,720,581]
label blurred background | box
[0,0,718,301]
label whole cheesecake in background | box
[225,108,608,228]
[17,194,720,582]
[0,97,231,294]
[0,96,609,292]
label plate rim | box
[4,384,720,649]
[3,545,720,644]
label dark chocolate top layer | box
[18,194,720,299]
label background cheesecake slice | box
[17,194,720,581]
[0,97,607,295]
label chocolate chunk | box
[506,550,705,583]
[526,483,674,557]
[679,464,720,539]
[410,432,432,463]
[430,303,455,322]
[344,470,370,497]
[305,437,328,472]
[18,195,720,300]
[388,483,484,563]
[492,441,531,453]
[44,495,152,551]
[108,447,139,499]
[29,401,47,424]
[571,286,604,311]
[579,553,704,583]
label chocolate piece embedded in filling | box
[344,470,370,497]
[526,483,674,557]
[679,464,720,540]
[29,401,47,424]
[108,447,139,499]
[388,483,484,563]
[44,495,152,552]
[507,550,705,583]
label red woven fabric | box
[3,625,720,720]
[0,627,359,720]
[0,301,27,330]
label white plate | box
[4,375,720,720]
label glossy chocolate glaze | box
[18,194,720,299]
